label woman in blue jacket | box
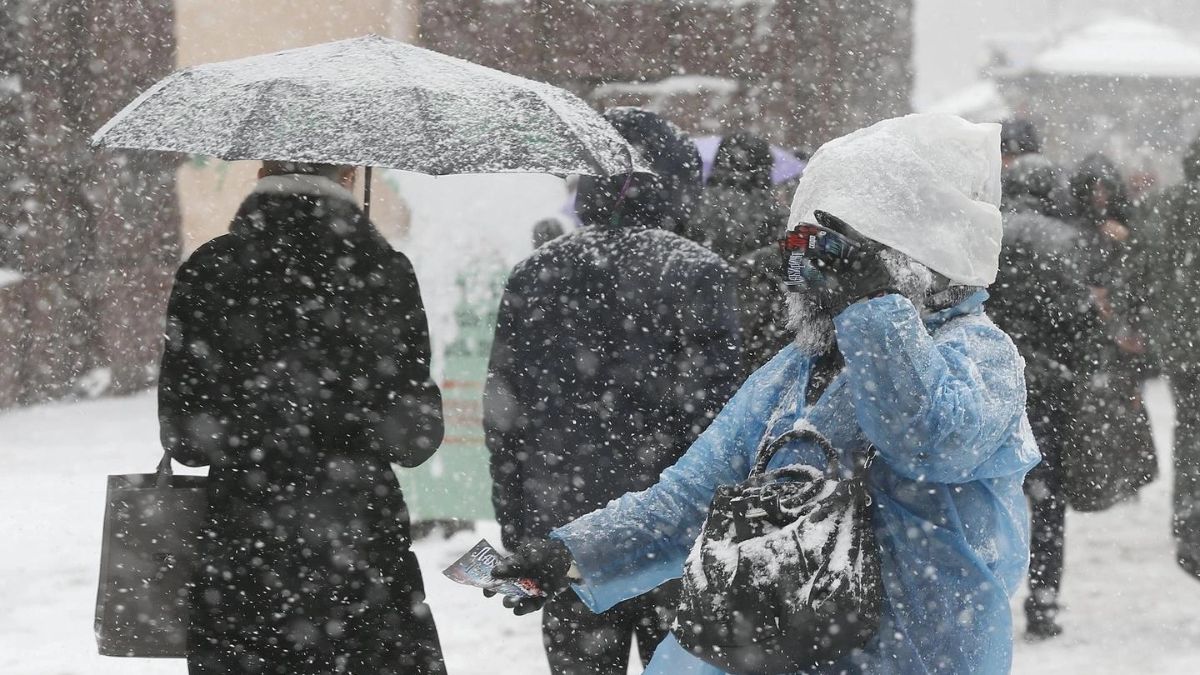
[494,114,1040,675]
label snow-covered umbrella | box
[90,35,650,216]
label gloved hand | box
[812,210,899,314]
[485,538,574,616]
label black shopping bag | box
[1065,362,1157,512]
[95,452,207,657]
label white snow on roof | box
[1033,17,1200,78]
[0,268,22,289]
[919,80,1010,122]
[592,75,740,100]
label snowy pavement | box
[1,383,1198,674]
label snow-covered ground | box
[1,382,1198,674]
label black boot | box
[1024,594,1063,641]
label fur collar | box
[251,173,356,204]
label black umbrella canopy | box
[91,35,651,178]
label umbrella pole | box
[363,166,373,220]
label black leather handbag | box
[673,427,881,674]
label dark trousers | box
[542,582,678,675]
[1170,368,1200,578]
[1024,396,1067,619]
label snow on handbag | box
[95,452,207,657]
[673,426,881,674]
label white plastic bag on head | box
[787,113,1002,287]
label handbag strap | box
[751,427,840,478]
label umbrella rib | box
[527,87,610,176]
[225,78,283,162]
[91,72,181,147]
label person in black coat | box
[484,108,741,674]
[686,133,790,377]
[991,153,1099,639]
[686,132,782,261]
[159,161,446,675]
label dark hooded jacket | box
[484,109,741,549]
[686,133,785,261]
[991,155,1097,442]
[159,173,445,674]
[1070,153,1135,287]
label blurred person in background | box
[686,132,782,261]
[686,132,791,378]
[1001,118,1041,170]
[992,152,1100,639]
[532,216,566,248]
[484,108,740,675]
[1001,118,1071,218]
[1066,153,1158,510]
[159,161,446,674]
[1144,135,1200,579]
[1070,153,1157,375]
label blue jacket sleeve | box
[549,347,798,613]
[833,294,1027,484]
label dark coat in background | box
[686,133,784,262]
[992,157,1101,624]
[1145,135,1200,576]
[159,174,445,675]
[1147,136,1200,369]
[686,133,790,377]
[1064,154,1157,512]
[485,109,741,551]
[732,244,792,378]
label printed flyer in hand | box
[443,539,544,598]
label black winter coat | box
[484,224,741,549]
[733,244,792,379]
[158,174,445,674]
[990,195,1096,425]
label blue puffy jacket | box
[552,290,1040,674]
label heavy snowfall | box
[5,1,1200,674]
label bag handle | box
[751,427,840,478]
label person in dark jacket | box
[1001,118,1073,218]
[484,108,741,674]
[992,153,1098,639]
[1001,117,1041,168]
[1066,153,1157,513]
[687,133,781,261]
[532,216,566,248]
[686,133,790,377]
[159,161,446,675]
[1147,135,1200,578]
[732,244,791,378]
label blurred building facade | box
[0,0,914,411]
[0,0,179,407]
[923,16,1200,184]
[420,0,914,153]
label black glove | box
[812,210,899,314]
[486,539,574,616]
